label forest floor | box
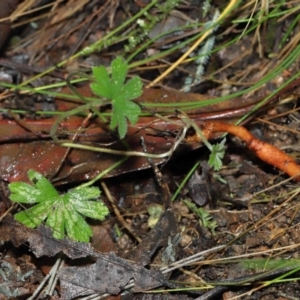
[1,1,300,299]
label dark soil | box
[1,1,300,300]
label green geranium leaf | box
[90,56,143,138]
[9,170,109,242]
[122,76,143,101]
[90,65,112,99]
[111,56,127,92]
[184,200,217,235]
[208,138,226,171]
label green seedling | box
[179,113,226,171]
[184,200,217,235]
[208,138,226,171]
[147,204,164,228]
[90,56,143,138]
[50,56,143,142]
[9,170,109,242]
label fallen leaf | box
[0,216,94,259]
[58,252,169,299]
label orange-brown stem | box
[207,121,300,181]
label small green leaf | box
[68,188,108,220]
[73,200,109,220]
[46,202,65,240]
[90,56,143,138]
[9,170,109,242]
[28,170,59,199]
[147,204,163,228]
[125,101,141,124]
[111,56,127,92]
[184,200,217,235]
[14,201,52,227]
[71,186,100,200]
[118,116,128,139]
[122,76,143,101]
[64,207,92,242]
[208,138,226,171]
[91,65,112,99]
[9,182,42,204]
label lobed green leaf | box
[91,65,112,99]
[64,206,92,242]
[9,170,109,242]
[69,187,100,202]
[28,170,58,199]
[111,56,127,93]
[73,200,109,220]
[9,182,42,204]
[208,138,226,171]
[124,101,141,124]
[14,200,53,227]
[122,76,143,101]
[90,56,143,139]
[46,201,65,240]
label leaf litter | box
[0,214,177,299]
[1,1,300,300]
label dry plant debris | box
[1,1,300,299]
[0,216,93,259]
